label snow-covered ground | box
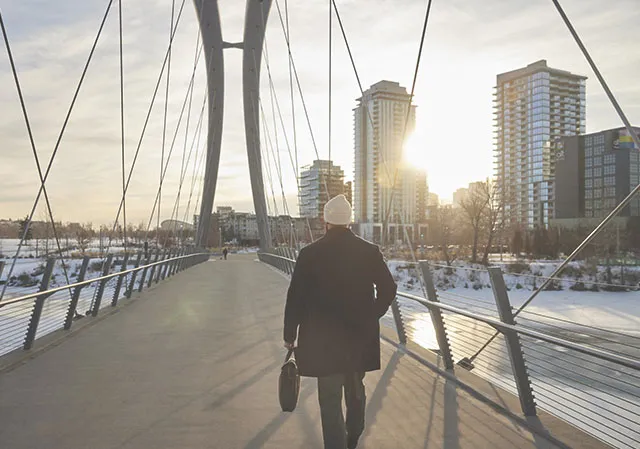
[388,260,640,335]
[385,259,640,449]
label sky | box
[1,0,639,225]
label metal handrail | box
[259,251,640,372]
[396,291,640,372]
[0,252,210,309]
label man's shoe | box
[347,434,360,449]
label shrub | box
[589,283,600,292]
[90,261,105,272]
[16,272,37,287]
[563,265,583,279]
[516,283,523,290]
[602,285,628,292]
[570,282,587,291]
[544,280,563,291]
[472,282,483,290]
[623,271,640,286]
[507,262,529,274]
[464,282,469,289]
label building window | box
[594,178,603,188]
[585,158,593,168]
[604,176,615,187]
[585,210,593,217]
[594,199,602,209]
[604,165,616,175]
[604,154,616,164]
[604,198,616,209]
[605,187,616,197]
[585,168,593,178]
[593,156,603,166]
[593,167,603,177]
[585,147,593,157]
[593,189,602,198]
[585,200,593,210]
[585,189,593,199]
[585,179,593,188]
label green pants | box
[317,372,366,449]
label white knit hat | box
[324,194,352,225]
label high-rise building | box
[344,181,353,206]
[494,60,586,228]
[298,160,345,220]
[427,192,439,207]
[555,127,640,221]
[452,187,468,208]
[353,80,424,242]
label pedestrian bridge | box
[0,253,618,449]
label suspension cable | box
[260,99,291,245]
[258,47,300,193]
[0,3,115,299]
[255,11,301,247]
[257,90,293,231]
[382,0,433,235]
[189,145,208,247]
[158,0,176,244]
[165,92,207,246]
[328,0,332,198]
[284,0,298,184]
[165,26,202,244]
[330,0,432,299]
[144,50,205,240]
[273,0,329,201]
[260,104,282,243]
[104,0,187,253]
[179,104,207,246]
[118,0,127,254]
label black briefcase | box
[278,349,300,412]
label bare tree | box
[75,223,93,255]
[460,182,490,263]
[481,180,503,265]
[433,205,457,266]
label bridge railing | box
[0,249,210,358]
[258,249,640,449]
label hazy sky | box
[1,0,639,225]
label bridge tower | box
[193,0,272,250]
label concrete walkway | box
[0,254,606,448]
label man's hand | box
[284,341,295,351]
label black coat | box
[283,228,397,377]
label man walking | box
[283,194,397,449]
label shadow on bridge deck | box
[0,254,605,449]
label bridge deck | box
[0,254,605,449]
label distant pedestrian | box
[222,247,228,260]
[283,194,397,449]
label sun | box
[402,131,429,171]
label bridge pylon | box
[193,0,272,250]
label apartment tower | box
[353,80,425,243]
[494,60,586,228]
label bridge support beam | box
[193,0,224,249]
[243,0,273,250]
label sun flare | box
[402,131,429,171]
